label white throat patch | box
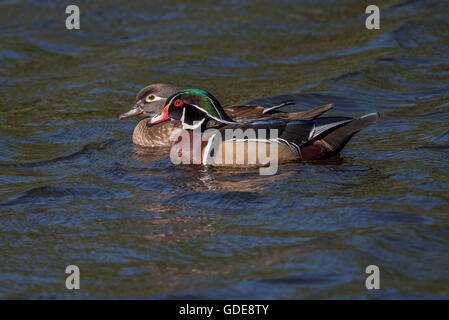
[180,108,205,130]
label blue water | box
[1,0,449,298]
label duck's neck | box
[132,118,154,146]
[132,118,179,147]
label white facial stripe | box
[182,120,205,130]
[189,104,235,125]
[180,107,186,123]
[180,107,205,130]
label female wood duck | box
[119,84,334,147]
[119,84,181,147]
[147,89,380,169]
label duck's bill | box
[119,104,143,120]
[147,104,170,127]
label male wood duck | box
[147,89,380,168]
[119,84,334,147]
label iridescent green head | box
[148,89,234,130]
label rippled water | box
[1,0,449,299]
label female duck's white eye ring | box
[145,94,156,102]
[145,94,163,103]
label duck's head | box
[119,83,179,120]
[147,89,234,130]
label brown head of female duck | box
[119,84,181,147]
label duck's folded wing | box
[223,100,296,118]
[316,113,380,154]
[221,117,355,154]
[225,99,334,121]
[223,105,265,118]
[210,113,379,163]
[289,113,380,159]
[285,103,333,120]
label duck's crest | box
[167,89,233,122]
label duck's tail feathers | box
[320,112,380,155]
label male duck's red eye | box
[174,99,184,107]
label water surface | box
[1,0,449,298]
